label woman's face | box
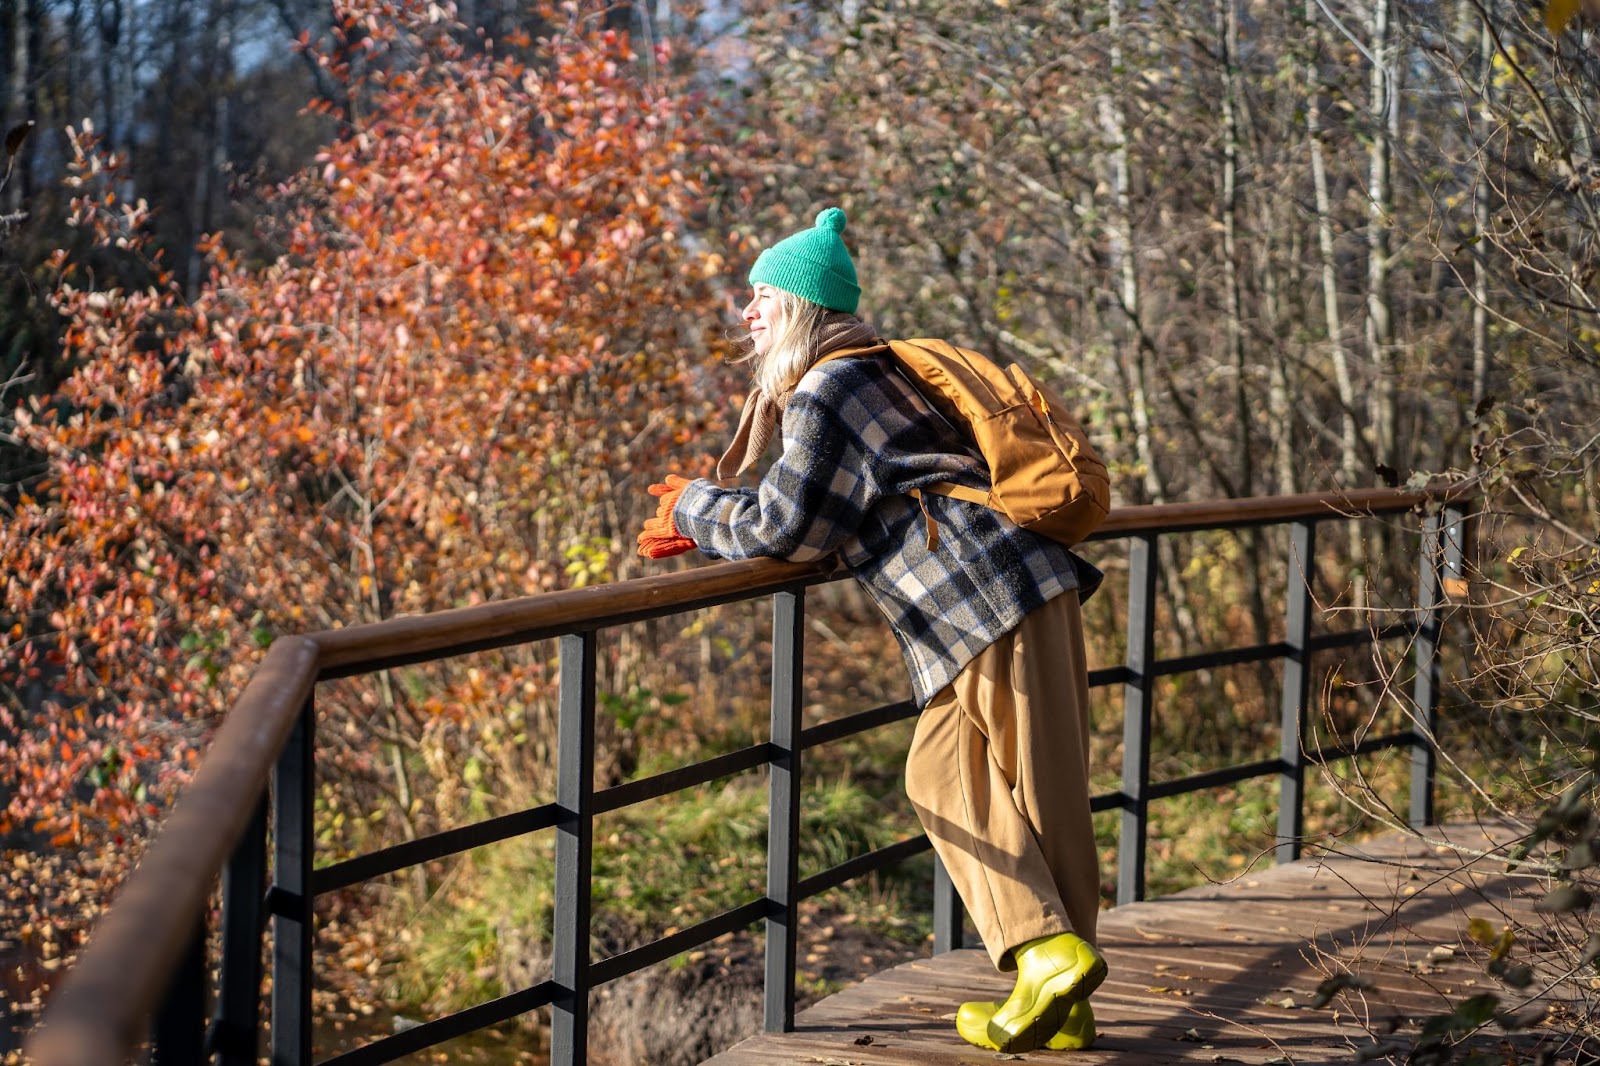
[743,285,785,356]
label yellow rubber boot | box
[956,998,1096,1051]
[979,932,1107,1053]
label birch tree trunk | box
[4,0,28,213]
[66,0,83,140]
[1305,0,1368,599]
[1365,0,1398,478]
[1307,25,1358,491]
[1218,0,1276,697]
[96,1,113,143]
[1096,0,1202,650]
[1219,0,1251,500]
[1259,193,1298,496]
[186,0,233,296]
[1471,1,1491,424]
[154,0,185,189]
[1364,0,1407,590]
[1098,0,1163,507]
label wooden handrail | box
[311,482,1473,676]
[24,482,1474,1066]
[26,636,321,1066]
[312,555,844,676]
[1090,482,1475,538]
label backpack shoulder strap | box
[919,482,990,506]
[811,341,892,372]
[810,339,993,543]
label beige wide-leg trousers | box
[905,589,1100,971]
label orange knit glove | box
[637,474,696,559]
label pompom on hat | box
[748,206,861,314]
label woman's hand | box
[637,475,696,559]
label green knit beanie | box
[748,207,861,314]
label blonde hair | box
[739,288,830,400]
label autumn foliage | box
[1,0,733,893]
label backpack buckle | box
[909,488,940,553]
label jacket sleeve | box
[673,384,880,562]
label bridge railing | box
[26,485,1473,1066]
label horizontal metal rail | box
[1312,621,1416,652]
[314,803,562,895]
[797,836,936,900]
[589,899,771,987]
[592,741,775,815]
[27,483,1475,1066]
[799,699,919,750]
[318,980,560,1066]
[1088,664,1136,687]
[1085,728,1423,814]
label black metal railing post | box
[764,590,805,1032]
[1276,520,1317,864]
[152,917,208,1065]
[931,856,964,953]
[272,696,315,1066]
[1119,533,1159,905]
[1409,511,1442,829]
[1441,505,1472,666]
[1410,505,1465,829]
[552,631,597,1065]
[213,796,268,1065]
[1442,505,1469,614]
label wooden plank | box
[704,823,1575,1065]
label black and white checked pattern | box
[675,354,1102,708]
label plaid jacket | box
[674,351,1103,708]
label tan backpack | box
[820,338,1112,548]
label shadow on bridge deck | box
[704,822,1577,1065]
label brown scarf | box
[716,314,883,480]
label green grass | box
[381,765,926,1014]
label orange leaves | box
[4,0,740,908]
[1544,0,1600,33]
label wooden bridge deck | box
[705,822,1576,1065]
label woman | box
[637,207,1107,1054]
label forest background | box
[1,0,1598,1061]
